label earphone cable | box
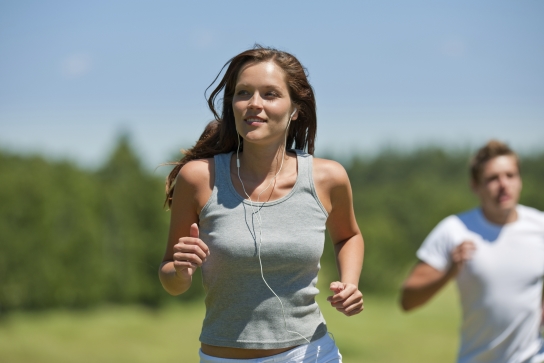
[235,115,311,345]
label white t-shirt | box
[417,205,544,363]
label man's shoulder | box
[435,208,479,231]
[416,212,474,271]
[422,208,483,245]
[456,207,480,219]
[518,204,544,218]
[517,204,544,227]
[422,212,473,245]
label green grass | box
[319,285,461,363]
[0,285,460,363]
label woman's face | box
[232,61,298,147]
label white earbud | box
[290,108,297,118]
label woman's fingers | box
[327,282,364,316]
[332,300,364,316]
[329,281,344,294]
[173,238,209,260]
[172,224,210,277]
[173,251,203,267]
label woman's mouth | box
[245,117,266,124]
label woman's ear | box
[290,107,299,121]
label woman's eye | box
[236,90,249,95]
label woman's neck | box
[237,143,289,181]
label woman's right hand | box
[173,223,210,279]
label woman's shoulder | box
[311,157,351,214]
[177,158,214,188]
[172,158,215,210]
[312,157,349,188]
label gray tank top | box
[198,150,329,349]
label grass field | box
[0,285,461,363]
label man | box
[400,140,544,363]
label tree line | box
[0,137,542,311]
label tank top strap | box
[294,149,328,216]
[213,152,233,190]
[292,148,307,180]
[293,149,313,192]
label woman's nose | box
[247,93,263,109]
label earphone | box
[235,108,312,345]
[290,108,297,118]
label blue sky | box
[1,1,543,168]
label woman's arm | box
[314,158,364,316]
[158,159,213,296]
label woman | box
[159,46,364,363]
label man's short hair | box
[470,140,519,182]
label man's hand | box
[399,241,475,312]
[449,240,476,276]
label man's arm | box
[400,261,456,311]
[541,289,544,329]
[400,241,475,311]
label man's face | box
[472,155,522,216]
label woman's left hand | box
[327,281,364,316]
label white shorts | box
[198,333,342,363]
[528,341,544,363]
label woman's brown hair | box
[164,45,318,208]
